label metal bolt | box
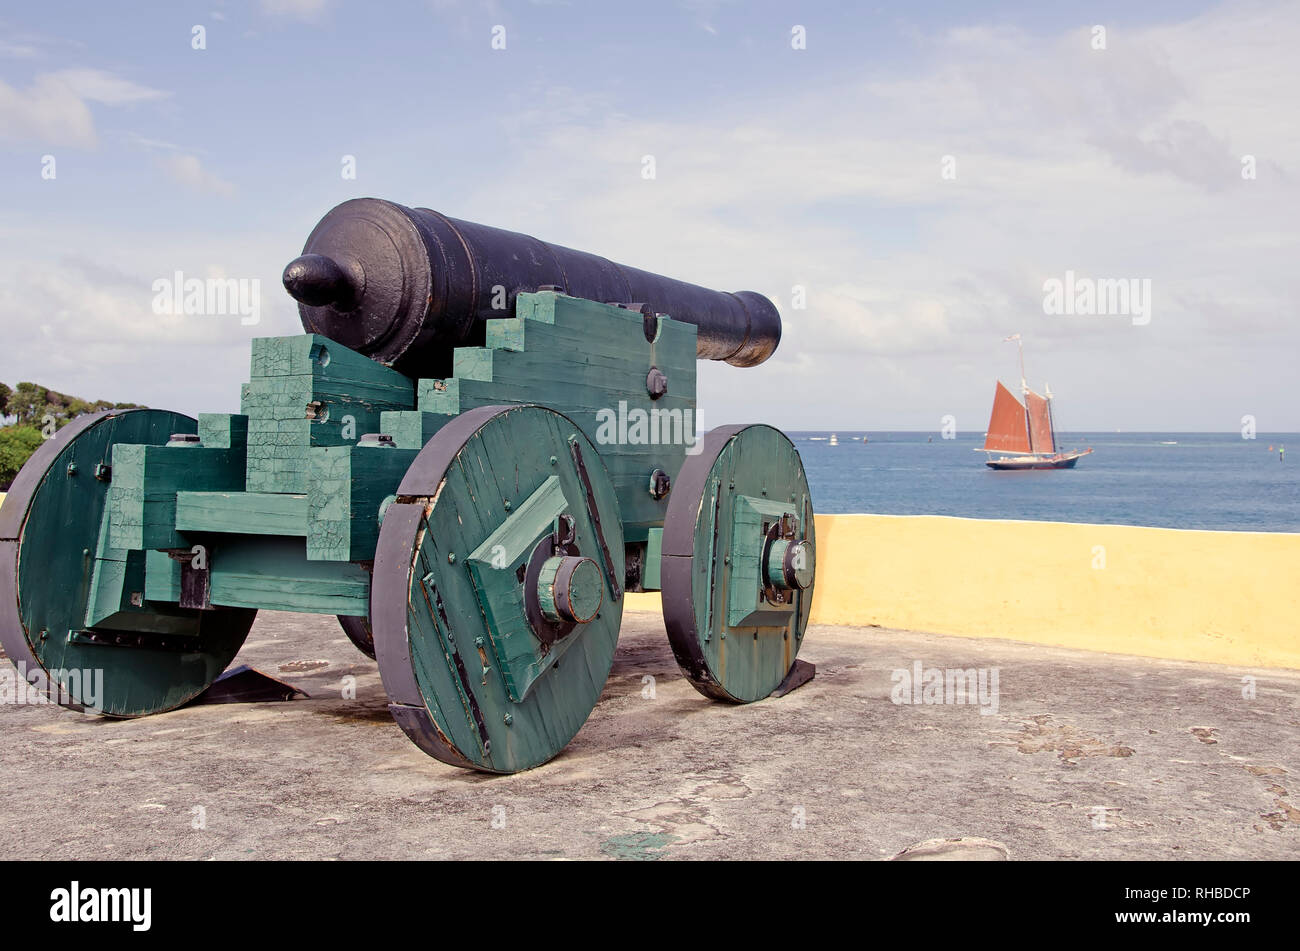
[66,462,78,476]
[648,468,671,500]
[646,366,668,401]
[550,455,557,465]
[447,552,456,564]
[504,500,512,511]
[503,713,513,726]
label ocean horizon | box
[787,431,1299,533]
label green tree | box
[0,381,143,432]
[9,382,48,427]
[0,382,147,485]
[0,425,44,490]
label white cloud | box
[0,69,166,147]
[160,154,237,197]
[450,0,1300,428]
[0,39,39,58]
[260,0,331,21]
[0,244,301,416]
[678,0,735,34]
[48,68,167,106]
[1,1,1294,431]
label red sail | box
[1025,390,1055,454]
[983,382,1031,453]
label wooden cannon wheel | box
[661,424,816,703]
[372,404,625,773]
[0,409,256,716]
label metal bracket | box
[68,629,207,652]
[769,659,815,698]
[168,548,212,611]
[569,437,622,600]
[189,665,308,704]
[760,513,800,607]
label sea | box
[790,432,1300,533]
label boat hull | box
[985,448,1092,470]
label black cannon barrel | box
[282,199,781,376]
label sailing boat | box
[979,335,1093,470]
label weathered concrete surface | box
[2,611,1297,860]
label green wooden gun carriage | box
[0,199,817,773]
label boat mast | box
[1017,338,1027,396]
[1005,334,1032,453]
[1045,382,1057,450]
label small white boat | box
[829,434,839,446]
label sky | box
[0,0,1296,434]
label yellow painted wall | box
[628,514,1300,670]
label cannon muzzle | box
[283,198,781,376]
